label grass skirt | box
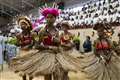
[10,48,81,78]
[80,51,120,80]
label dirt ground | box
[0,64,89,80]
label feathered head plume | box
[40,3,60,17]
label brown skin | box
[46,14,56,26]
[20,21,31,34]
[94,27,119,60]
[19,23,33,80]
[60,24,72,79]
[16,21,34,50]
[60,24,74,50]
[38,14,60,51]
[20,22,28,31]
[97,28,106,38]
[62,26,68,33]
[41,14,58,80]
[20,22,32,35]
[61,23,70,33]
[38,14,69,80]
[94,28,108,57]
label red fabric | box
[43,35,53,46]
[60,36,70,44]
[96,41,110,50]
[21,35,32,46]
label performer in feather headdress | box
[10,3,81,80]
[80,23,120,80]
[10,16,38,80]
[16,16,34,49]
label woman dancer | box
[16,16,34,50]
[59,22,74,80]
[80,23,120,80]
[12,16,35,80]
[60,22,73,46]
[10,4,81,80]
[114,33,120,56]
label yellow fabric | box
[73,36,80,41]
